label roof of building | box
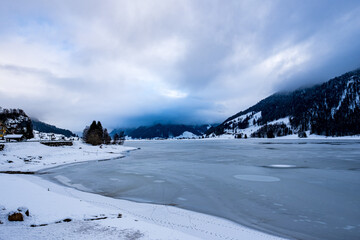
[4,134,24,139]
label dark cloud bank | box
[0,0,359,130]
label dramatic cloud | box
[1,0,360,130]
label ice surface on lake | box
[41,139,360,240]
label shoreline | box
[0,140,286,240]
[124,133,360,141]
[1,174,287,240]
[42,171,292,240]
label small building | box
[49,134,56,141]
[4,134,25,142]
[0,121,6,140]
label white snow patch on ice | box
[177,197,187,201]
[267,165,297,168]
[234,175,280,182]
[153,180,165,183]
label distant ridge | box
[111,124,216,139]
[32,119,75,137]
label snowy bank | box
[0,174,286,240]
[0,141,135,172]
[0,141,286,240]
[0,174,202,240]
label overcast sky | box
[1,0,360,131]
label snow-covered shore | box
[200,132,360,140]
[0,141,136,172]
[0,141,286,240]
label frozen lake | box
[40,139,360,240]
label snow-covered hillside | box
[213,111,292,139]
[0,108,33,139]
[330,75,360,117]
[208,68,360,138]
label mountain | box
[111,124,216,139]
[109,128,136,138]
[0,108,34,139]
[32,119,75,137]
[207,69,360,138]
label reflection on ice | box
[153,180,165,183]
[234,174,280,182]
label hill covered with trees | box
[0,108,33,139]
[32,119,75,138]
[207,68,360,137]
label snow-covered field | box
[0,141,285,240]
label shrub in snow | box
[17,207,29,216]
[298,131,307,138]
[113,132,125,145]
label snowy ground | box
[0,141,135,172]
[0,141,286,240]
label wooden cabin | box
[4,134,25,142]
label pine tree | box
[118,131,125,145]
[113,133,119,144]
[82,126,89,142]
[103,128,111,144]
[83,120,106,145]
